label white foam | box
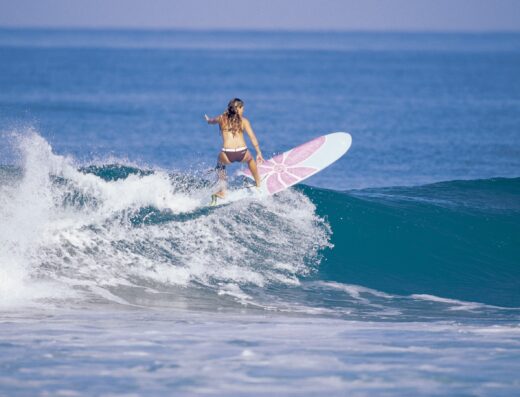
[0,130,331,308]
[410,294,486,311]
[318,281,393,300]
[1,306,519,396]
[217,283,253,304]
[0,131,66,305]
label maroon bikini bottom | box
[222,148,248,163]
[223,148,247,163]
[216,148,249,172]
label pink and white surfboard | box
[240,132,352,195]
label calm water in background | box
[0,29,519,396]
[1,29,520,188]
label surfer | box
[205,98,264,203]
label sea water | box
[0,29,519,396]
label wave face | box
[310,178,520,307]
[0,132,519,313]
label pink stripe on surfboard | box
[242,135,325,178]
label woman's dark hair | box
[223,98,244,135]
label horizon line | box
[1,25,520,35]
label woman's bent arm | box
[243,118,264,162]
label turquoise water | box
[1,29,520,396]
[311,178,520,308]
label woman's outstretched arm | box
[204,114,220,124]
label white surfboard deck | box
[210,132,352,206]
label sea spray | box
[0,131,332,308]
[0,131,73,305]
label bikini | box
[221,146,248,163]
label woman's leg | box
[215,151,231,198]
[242,151,261,187]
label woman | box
[205,98,264,203]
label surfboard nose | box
[328,132,352,149]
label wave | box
[1,131,519,314]
[307,177,520,308]
[0,132,330,308]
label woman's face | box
[237,105,244,116]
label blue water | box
[1,29,520,396]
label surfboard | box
[210,132,352,206]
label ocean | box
[0,29,519,396]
